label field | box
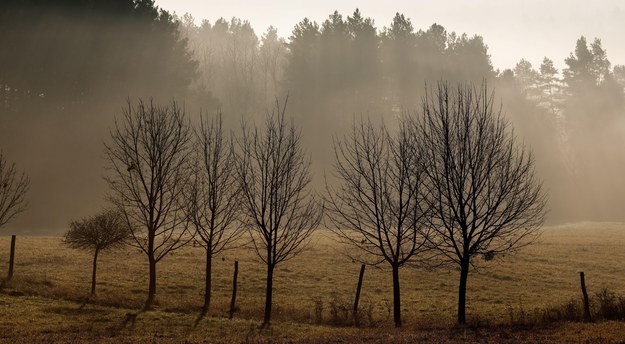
[2,223,625,343]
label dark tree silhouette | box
[0,0,198,107]
[235,98,322,328]
[184,114,243,315]
[416,82,546,325]
[64,209,130,296]
[105,99,193,309]
[325,118,431,327]
[0,151,29,229]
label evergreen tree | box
[537,57,562,113]
[513,59,539,96]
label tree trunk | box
[145,254,157,309]
[262,263,275,328]
[392,263,402,327]
[203,247,212,314]
[91,248,99,296]
[457,258,470,325]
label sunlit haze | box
[2,1,625,234]
[4,1,625,341]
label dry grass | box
[2,222,625,342]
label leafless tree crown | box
[184,113,243,253]
[236,98,322,266]
[0,151,30,228]
[417,82,547,264]
[64,209,130,252]
[105,100,193,262]
[325,118,431,266]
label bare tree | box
[416,82,547,324]
[64,209,130,296]
[236,98,322,328]
[105,100,193,309]
[325,118,431,327]
[0,151,29,228]
[184,113,243,314]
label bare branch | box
[416,81,547,324]
[0,151,30,228]
[235,97,321,327]
[183,112,244,254]
[236,97,321,267]
[325,117,432,267]
[64,208,130,252]
[104,99,193,307]
[324,116,433,327]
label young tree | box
[105,99,193,309]
[416,82,547,325]
[184,114,243,314]
[64,209,130,296]
[325,118,431,327]
[236,99,322,328]
[0,151,29,229]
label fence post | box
[229,259,238,319]
[353,264,366,326]
[7,235,16,280]
[580,271,591,322]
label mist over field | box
[1,1,625,234]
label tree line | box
[1,3,624,229]
[179,9,624,222]
[0,0,197,110]
[57,82,546,329]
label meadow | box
[2,223,625,343]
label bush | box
[595,288,625,320]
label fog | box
[156,0,625,72]
[1,2,625,234]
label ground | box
[1,223,625,343]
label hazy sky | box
[155,0,625,72]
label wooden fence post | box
[7,235,16,280]
[353,264,366,326]
[580,271,591,322]
[229,259,238,319]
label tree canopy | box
[0,0,197,109]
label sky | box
[155,0,625,72]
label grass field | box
[2,223,625,343]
